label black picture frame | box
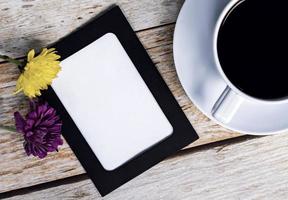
[42,5,199,196]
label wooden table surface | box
[1,0,288,199]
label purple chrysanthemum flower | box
[14,101,63,159]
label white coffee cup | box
[212,0,288,124]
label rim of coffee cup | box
[213,0,288,104]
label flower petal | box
[14,112,26,133]
[29,100,37,111]
[24,141,32,156]
[27,49,35,62]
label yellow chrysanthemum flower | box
[15,48,61,98]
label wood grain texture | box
[0,0,184,58]
[0,23,242,193]
[4,133,288,200]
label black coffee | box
[217,0,288,100]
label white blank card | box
[52,33,173,171]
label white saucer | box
[173,0,288,135]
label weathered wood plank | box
[0,24,241,193]
[0,0,184,58]
[4,133,288,200]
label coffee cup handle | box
[212,86,244,124]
